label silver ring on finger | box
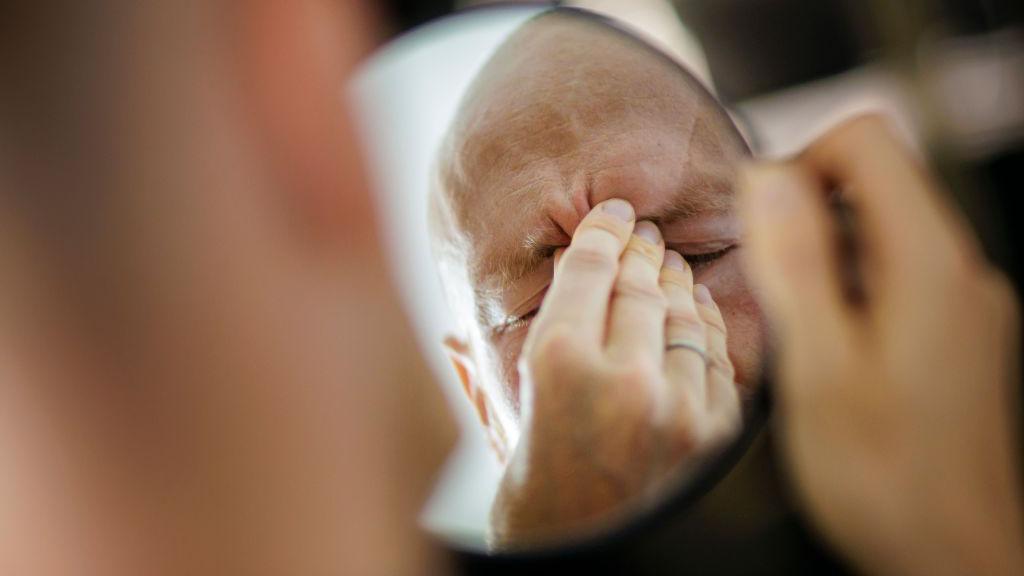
[665,339,707,363]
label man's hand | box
[739,116,1024,575]
[490,199,741,548]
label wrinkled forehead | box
[439,12,743,291]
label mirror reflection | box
[430,9,759,548]
[355,4,764,552]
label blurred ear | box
[443,335,508,463]
[233,0,383,245]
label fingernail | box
[634,221,661,244]
[663,250,686,270]
[601,198,634,222]
[694,283,714,306]
[740,163,801,216]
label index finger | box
[532,198,636,343]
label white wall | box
[349,5,545,548]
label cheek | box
[697,253,765,393]
[491,330,528,421]
[722,297,765,396]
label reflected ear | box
[443,335,508,463]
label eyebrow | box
[477,176,734,294]
[473,221,561,302]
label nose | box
[546,169,664,239]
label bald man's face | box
[438,17,763,443]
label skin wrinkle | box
[508,279,550,319]
[467,163,729,312]
[474,117,733,291]
[479,181,731,306]
[429,11,761,443]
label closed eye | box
[682,245,736,270]
[496,308,540,335]
[496,245,735,335]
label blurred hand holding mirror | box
[353,4,765,553]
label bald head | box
[435,10,745,280]
[432,10,761,440]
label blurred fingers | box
[799,115,980,293]
[739,162,852,357]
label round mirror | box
[351,1,772,555]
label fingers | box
[658,261,740,457]
[658,251,714,460]
[606,222,667,364]
[799,114,978,291]
[659,251,707,414]
[739,162,852,352]
[533,199,635,345]
[741,115,983,378]
[694,284,741,439]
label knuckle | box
[696,305,728,334]
[580,218,629,246]
[614,359,662,392]
[659,271,692,293]
[595,363,657,421]
[611,383,655,423]
[666,307,706,337]
[709,355,735,380]
[710,348,733,368]
[614,277,668,308]
[625,236,663,264]
[525,323,589,370]
[659,283,691,308]
[563,243,618,276]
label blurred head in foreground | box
[0,1,454,574]
[430,10,762,460]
